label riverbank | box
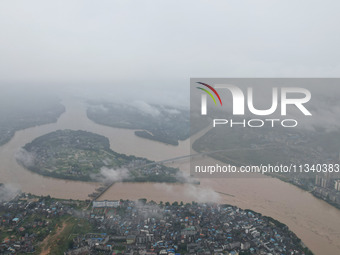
[0,99,340,254]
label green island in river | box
[17,129,180,183]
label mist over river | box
[0,99,340,255]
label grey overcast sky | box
[0,0,339,103]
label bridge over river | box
[92,144,274,202]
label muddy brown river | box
[0,99,339,254]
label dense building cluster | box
[312,174,340,207]
[0,194,75,254]
[67,200,309,255]
[0,194,311,255]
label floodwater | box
[0,99,339,254]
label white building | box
[335,180,340,192]
[93,200,120,208]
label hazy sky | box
[0,0,339,104]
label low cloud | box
[0,183,21,202]
[162,108,180,115]
[175,171,198,184]
[154,183,221,203]
[184,185,221,203]
[130,101,160,117]
[88,103,109,113]
[15,148,35,168]
[91,167,129,184]
[298,99,340,132]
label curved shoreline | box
[1,99,340,254]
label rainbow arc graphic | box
[196,82,222,106]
